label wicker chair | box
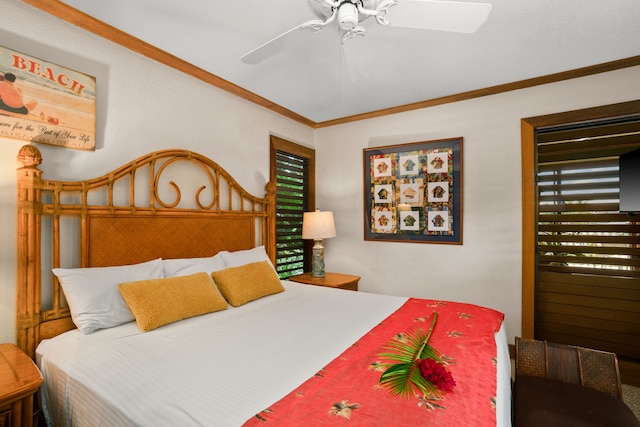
[515,336,623,399]
[514,337,639,426]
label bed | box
[15,145,512,426]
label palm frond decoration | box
[378,311,455,399]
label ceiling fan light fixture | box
[338,3,359,30]
[241,0,493,72]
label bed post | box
[16,144,43,359]
[265,180,277,266]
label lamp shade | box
[302,210,336,239]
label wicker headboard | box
[16,145,275,359]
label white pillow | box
[162,254,226,277]
[219,246,275,270]
[53,258,164,334]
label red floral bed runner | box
[243,299,505,426]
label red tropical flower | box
[417,358,456,392]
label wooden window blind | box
[537,121,640,278]
[534,119,640,360]
[274,150,309,278]
[537,158,640,277]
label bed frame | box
[16,144,276,359]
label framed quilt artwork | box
[363,138,463,244]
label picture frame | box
[363,137,463,244]
[0,44,96,150]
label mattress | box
[37,281,511,426]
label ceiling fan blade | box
[241,24,309,65]
[240,20,327,65]
[385,0,492,33]
[342,33,374,82]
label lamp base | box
[311,239,325,277]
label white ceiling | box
[59,0,640,124]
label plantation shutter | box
[537,120,640,278]
[274,151,309,278]
[535,119,640,360]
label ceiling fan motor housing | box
[338,2,359,30]
[309,0,379,26]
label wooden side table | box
[0,344,42,427]
[289,272,360,291]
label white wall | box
[0,0,313,344]
[315,66,640,343]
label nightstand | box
[289,272,360,291]
[0,344,42,427]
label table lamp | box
[302,210,336,277]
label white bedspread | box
[37,282,511,426]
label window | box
[270,136,315,278]
[537,120,640,278]
[533,117,640,361]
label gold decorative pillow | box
[211,261,284,307]
[119,272,228,331]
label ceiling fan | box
[241,0,492,80]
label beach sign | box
[0,45,96,150]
